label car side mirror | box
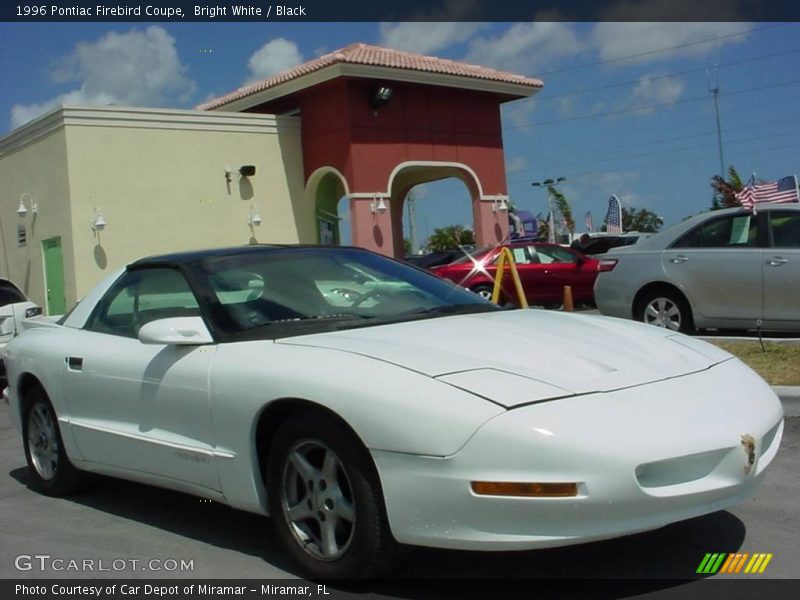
[138,316,213,345]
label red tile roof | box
[198,43,543,110]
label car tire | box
[635,288,694,333]
[266,412,401,578]
[471,284,497,303]
[22,387,82,496]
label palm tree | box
[548,184,574,234]
[710,166,745,209]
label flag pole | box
[752,172,757,215]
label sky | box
[1,20,799,250]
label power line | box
[504,90,800,158]
[507,114,800,166]
[518,141,800,184]
[532,23,790,77]
[507,78,800,130]
[530,46,800,102]
[507,126,800,183]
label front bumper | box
[372,358,783,550]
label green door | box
[42,237,66,315]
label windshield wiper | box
[404,303,500,317]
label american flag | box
[605,195,622,233]
[584,211,594,232]
[737,175,799,209]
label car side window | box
[672,214,759,248]
[770,211,800,248]
[86,268,199,338]
[535,245,579,264]
[0,280,26,307]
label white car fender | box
[207,341,505,513]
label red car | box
[430,242,600,306]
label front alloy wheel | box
[281,440,356,561]
[267,412,401,578]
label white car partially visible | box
[0,278,41,378]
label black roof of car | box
[128,244,362,269]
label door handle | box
[669,256,689,264]
[766,257,788,267]
[66,357,83,371]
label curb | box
[774,386,800,418]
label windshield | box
[190,247,498,340]
[449,246,494,265]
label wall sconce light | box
[17,193,38,217]
[248,205,262,227]
[371,85,393,109]
[90,207,107,232]
[492,196,509,213]
[225,165,256,183]
[370,195,388,214]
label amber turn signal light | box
[471,481,578,497]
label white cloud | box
[590,22,751,66]
[501,97,538,131]
[578,170,640,196]
[246,38,303,83]
[505,156,528,175]
[630,73,685,112]
[10,26,195,130]
[378,22,482,55]
[465,21,585,75]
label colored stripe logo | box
[697,553,773,574]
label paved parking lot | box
[1,409,798,592]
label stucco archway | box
[306,166,349,245]
[383,161,509,257]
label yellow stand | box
[491,247,529,308]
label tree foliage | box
[548,185,574,234]
[710,165,744,210]
[621,207,663,233]
[427,225,475,251]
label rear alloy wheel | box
[636,289,694,333]
[267,413,400,578]
[22,387,82,496]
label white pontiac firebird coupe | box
[3,245,784,578]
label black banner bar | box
[2,0,800,23]
[4,579,800,600]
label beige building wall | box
[0,117,74,310]
[0,106,306,310]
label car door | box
[762,209,800,328]
[662,212,764,326]
[62,267,221,490]
[529,245,589,303]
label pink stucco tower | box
[200,43,542,257]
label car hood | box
[277,310,733,408]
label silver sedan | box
[594,204,800,332]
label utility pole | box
[532,176,566,243]
[707,66,725,177]
[406,191,417,254]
